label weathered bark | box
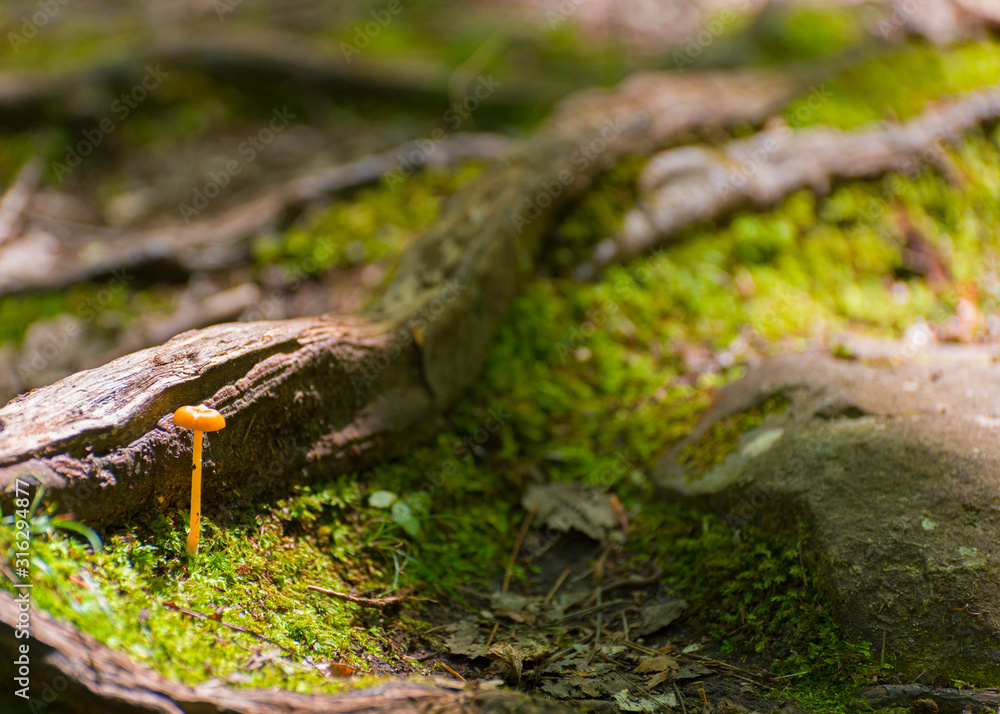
[0,593,580,714]
[579,83,1000,276]
[0,70,798,529]
[0,133,510,297]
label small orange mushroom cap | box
[173,405,226,432]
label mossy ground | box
[3,13,1000,714]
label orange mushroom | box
[173,405,226,555]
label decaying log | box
[0,70,798,528]
[0,593,580,714]
[0,132,510,298]
[579,83,1000,276]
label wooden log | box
[0,70,798,529]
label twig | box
[551,599,630,623]
[436,661,467,682]
[675,683,687,714]
[163,601,300,659]
[580,565,663,608]
[588,587,603,665]
[305,584,402,609]
[502,502,538,594]
[485,622,500,649]
[544,567,572,605]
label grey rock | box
[654,347,1000,681]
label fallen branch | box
[579,84,1000,276]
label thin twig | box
[305,584,402,608]
[163,601,300,659]
[588,587,603,665]
[436,661,467,682]
[551,599,630,623]
[675,683,687,714]
[485,622,500,649]
[502,502,537,594]
[544,567,572,605]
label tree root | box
[0,132,510,297]
[579,83,1000,276]
[0,67,799,714]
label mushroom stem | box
[186,429,204,555]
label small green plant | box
[367,490,431,537]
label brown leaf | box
[633,655,679,674]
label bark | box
[0,133,510,297]
[0,593,579,714]
[0,70,798,530]
[579,83,1000,276]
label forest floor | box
[2,2,1000,713]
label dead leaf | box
[633,597,687,636]
[613,689,678,711]
[523,482,620,542]
[443,621,488,658]
[633,655,679,674]
[486,642,523,684]
[647,670,672,688]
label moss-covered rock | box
[656,346,1000,682]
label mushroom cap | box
[173,405,226,432]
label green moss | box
[547,155,646,274]
[0,18,136,70]
[252,161,487,282]
[0,284,135,348]
[677,393,790,475]
[0,481,421,698]
[8,34,1000,707]
[754,5,865,62]
[633,507,884,710]
[784,39,1000,129]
